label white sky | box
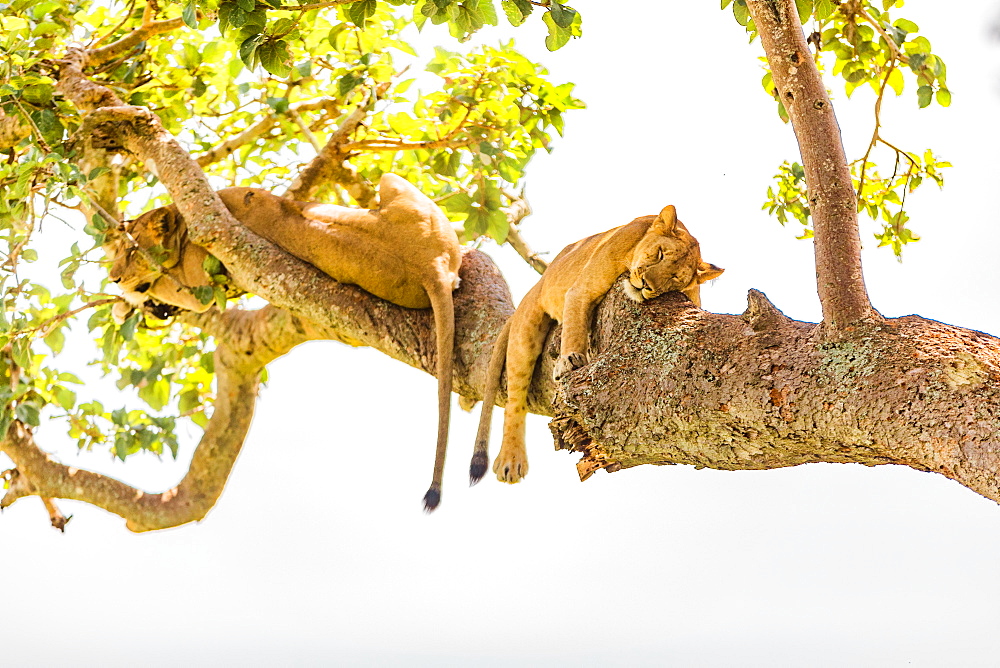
[4,2,1000,666]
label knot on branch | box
[0,467,35,510]
[742,289,791,332]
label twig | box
[500,189,547,274]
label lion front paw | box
[553,352,587,380]
[493,446,528,484]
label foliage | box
[725,0,950,257]
[0,0,582,465]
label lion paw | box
[493,447,528,484]
[553,352,587,380]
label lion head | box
[104,205,216,318]
[623,205,724,307]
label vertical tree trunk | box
[747,0,879,329]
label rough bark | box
[747,0,880,329]
[550,287,1000,502]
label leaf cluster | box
[0,0,582,464]
[724,0,952,256]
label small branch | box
[283,89,378,204]
[89,0,138,49]
[41,497,72,532]
[195,97,340,168]
[856,5,907,65]
[86,18,185,70]
[17,298,117,339]
[288,108,323,154]
[500,189,547,274]
[0,306,322,531]
[338,136,477,153]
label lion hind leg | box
[493,306,551,484]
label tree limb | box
[86,17,185,70]
[0,305,322,531]
[501,189,547,274]
[747,0,880,330]
[283,90,377,205]
[551,286,1000,503]
[195,98,341,168]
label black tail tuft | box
[423,484,441,512]
[469,449,488,486]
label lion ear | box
[148,207,183,268]
[651,205,678,235]
[697,261,725,283]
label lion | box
[105,174,462,510]
[469,205,723,485]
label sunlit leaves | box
[729,0,951,256]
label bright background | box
[4,2,1000,666]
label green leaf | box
[543,11,570,51]
[886,68,904,95]
[239,34,264,69]
[794,0,812,23]
[733,0,749,27]
[549,2,576,28]
[120,312,141,341]
[259,40,292,77]
[44,327,65,354]
[202,254,225,276]
[814,0,834,19]
[502,0,532,25]
[193,285,215,305]
[338,73,362,97]
[916,85,932,108]
[15,402,40,427]
[183,0,198,29]
[935,87,951,107]
[486,208,509,243]
[53,386,76,411]
[893,18,919,34]
[349,0,377,27]
[237,0,255,11]
[721,0,733,9]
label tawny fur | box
[105,174,462,510]
[469,205,723,485]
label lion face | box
[623,205,724,307]
[104,206,215,316]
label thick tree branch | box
[550,286,1000,503]
[747,0,880,330]
[0,305,322,531]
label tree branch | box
[550,286,1000,503]
[86,17,185,70]
[283,90,377,205]
[747,0,880,330]
[0,305,322,531]
[195,97,341,168]
[501,189,547,274]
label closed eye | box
[655,248,664,262]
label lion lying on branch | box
[104,174,462,510]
